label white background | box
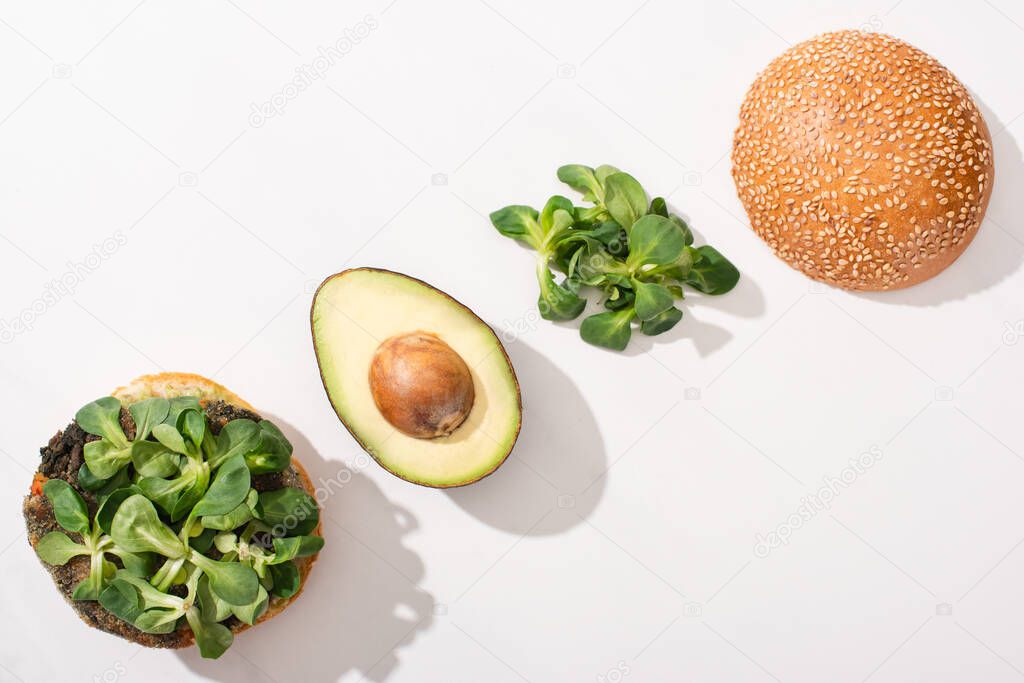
[1,0,1023,681]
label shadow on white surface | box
[620,274,766,358]
[851,96,1023,306]
[615,202,768,358]
[446,339,606,535]
[179,415,433,682]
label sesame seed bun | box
[731,30,994,290]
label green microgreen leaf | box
[110,494,187,558]
[580,308,635,351]
[267,561,300,599]
[684,245,740,294]
[106,547,154,577]
[632,281,675,321]
[77,462,107,491]
[557,164,604,203]
[536,262,586,321]
[640,306,683,336]
[129,398,170,442]
[539,195,575,238]
[489,205,543,249]
[670,214,694,246]
[75,398,128,448]
[188,550,259,606]
[650,196,669,217]
[244,421,292,474]
[99,577,144,624]
[255,487,320,537]
[594,165,621,186]
[206,419,260,470]
[42,479,89,534]
[202,489,257,531]
[227,585,268,627]
[152,423,188,455]
[602,172,647,232]
[627,215,687,271]
[35,531,89,565]
[164,396,202,426]
[179,409,207,449]
[83,439,133,480]
[72,553,113,600]
[95,486,142,535]
[269,535,325,563]
[186,605,234,658]
[604,284,635,311]
[192,455,250,518]
[131,441,179,478]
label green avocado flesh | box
[311,269,522,487]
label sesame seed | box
[731,30,992,291]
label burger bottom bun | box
[27,372,321,649]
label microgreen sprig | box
[35,479,153,600]
[490,164,740,350]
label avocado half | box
[311,268,522,487]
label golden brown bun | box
[112,373,256,410]
[732,30,994,290]
[114,373,321,644]
[32,372,320,649]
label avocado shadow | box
[851,95,1023,306]
[445,338,607,535]
[178,415,434,683]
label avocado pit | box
[369,331,475,439]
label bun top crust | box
[731,30,994,290]
[112,372,255,410]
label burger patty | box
[23,400,307,649]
